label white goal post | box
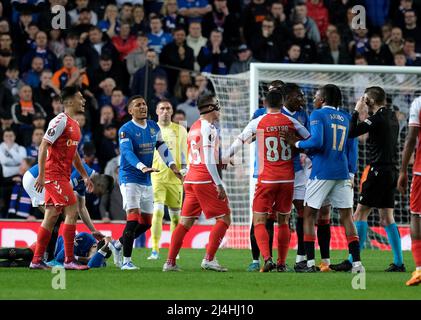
[206,63,421,250]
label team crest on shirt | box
[47,128,56,136]
[120,131,126,139]
[150,128,156,135]
[208,133,215,142]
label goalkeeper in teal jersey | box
[282,84,364,273]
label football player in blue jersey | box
[111,95,182,270]
[283,84,364,273]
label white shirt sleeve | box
[409,97,421,127]
[201,121,223,186]
[287,116,311,139]
[43,114,67,144]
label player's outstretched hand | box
[141,167,160,174]
[397,172,408,195]
[84,177,94,193]
[280,130,299,147]
[216,185,227,200]
[92,230,106,241]
[34,175,45,193]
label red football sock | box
[63,224,76,264]
[277,224,291,265]
[254,223,271,261]
[205,220,229,261]
[31,226,52,264]
[412,239,421,268]
[167,224,189,265]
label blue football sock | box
[385,223,403,267]
[348,221,368,263]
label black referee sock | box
[122,221,139,259]
[349,240,361,263]
[317,224,331,260]
[249,224,260,261]
[296,217,305,256]
[267,220,275,257]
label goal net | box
[206,63,421,251]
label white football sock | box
[123,257,131,264]
[307,259,315,267]
[296,255,307,263]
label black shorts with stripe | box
[358,165,398,209]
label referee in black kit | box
[330,86,405,272]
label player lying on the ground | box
[163,94,231,272]
[282,84,364,273]
[398,96,421,286]
[23,162,113,261]
[330,87,405,273]
[0,233,112,268]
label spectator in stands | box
[131,49,167,98]
[148,76,178,121]
[202,0,241,47]
[270,2,290,41]
[62,32,81,63]
[365,34,394,66]
[250,16,283,63]
[46,95,64,123]
[186,22,207,72]
[395,50,409,66]
[403,9,421,51]
[112,22,137,61]
[173,70,192,102]
[176,84,200,130]
[11,9,34,58]
[241,0,270,45]
[32,111,46,131]
[110,88,128,124]
[198,29,233,74]
[89,53,127,96]
[4,64,24,101]
[7,157,37,220]
[0,111,17,144]
[318,30,351,64]
[100,105,115,127]
[387,27,405,55]
[21,31,57,73]
[11,85,46,145]
[290,22,318,63]
[71,8,95,36]
[178,0,212,24]
[381,23,393,43]
[0,51,13,81]
[229,44,258,74]
[98,4,120,39]
[161,0,184,33]
[147,15,173,54]
[120,2,134,24]
[0,33,13,58]
[291,3,321,44]
[0,83,14,116]
[0,19,9,35]
[97,78,116,107]
[350,27,370,57]
[76,26,119,75]
[194,73,211,96]
[306,0,329,39]
[282,43,302,64]
[393,0,415,29]
[74,112,93,157]
[98,123,119,171]
[26,127,44,160]
[33,70,60,118]
[131,4,149,35]
[365,0,390,29]
[160,26,194,92]
[172,109,187,128]
[100,163,125,221]
[403,38,421,65]
[48,29,66,59]
[52,54,89,90]
[0,128,26,179]
[82,142,101,173]
[69,0,98,26]
[126,32,148,80]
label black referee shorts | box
[358,165,398,209]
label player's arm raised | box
[155,130,183,181]
[348,97,378,138]
[282,113,321,150]
[73,152,93,193]
[120,130,158,174]
[223,118,258,163]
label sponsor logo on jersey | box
[120,131,126,139]
[47,128,56,136]
[66,139,79,147]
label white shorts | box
[304,179,353,210]
[22,171,45,207]
[120,183,154,213]
[293,170,307,201]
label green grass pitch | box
[0,249,419,300]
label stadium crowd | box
[0,0,420,221]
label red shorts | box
[410,175,421,215]
[253,182,293,215]
[45,180,77,209]
[182,183,231,219]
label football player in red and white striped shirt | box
[398,96,421,285]
[30,87,94,270]
[163,94,231,272]
[227,89,310,272]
